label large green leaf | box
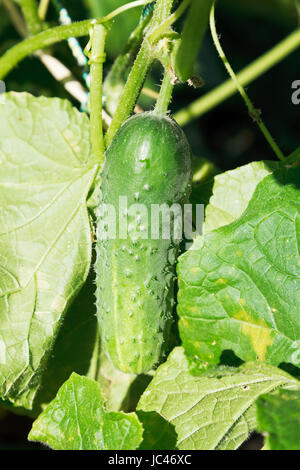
[257,389,300,450]
[28,373,143,450]
[0,93,98,408]
[138,348,298,450]
[178,167,300,367]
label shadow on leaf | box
[137,410,178,450]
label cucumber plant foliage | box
[0,0,300,451]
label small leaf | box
[138,348,299,450]
[28,373,143,450]
[257,389,300,450]
[178,167,300,367]
[0,93,98,408]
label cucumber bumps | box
[96,113,192,374]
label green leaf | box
[32,272,99,413]
[203,161,279,233]
[178,167,300,367]
[138,348,298,450]
[28,373,143,450]
[257,389,300,450]
[0,93,98,408]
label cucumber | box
[96,112,192,374]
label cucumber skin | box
[96,113,192,374]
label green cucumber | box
[96,112,192,374]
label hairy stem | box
[174,28,300,126]
[154,71,174,115]
[0,20,92,79]
[89,24,107,164]
[104,42,152,147]
[148,0,192,43]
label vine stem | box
[154,71,174,115]
[174,28,300,126]
[0,0,150,80]
[209,1,285,162]
[88,23,107,164]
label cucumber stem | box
[209,1,285,162]
[89,23,107,164]
[154,71,174,115]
